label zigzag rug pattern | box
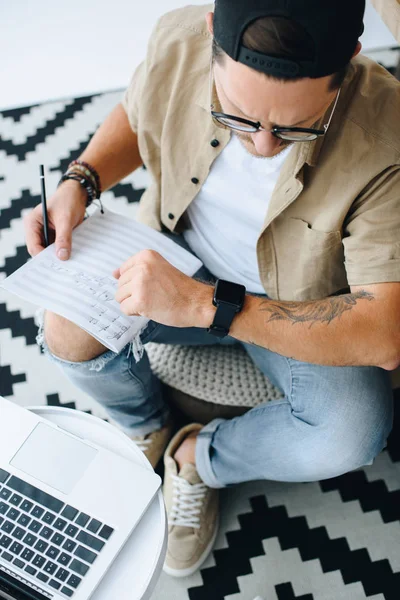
[1,82,399,600]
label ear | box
[352,41,362,58]
[205,11,214,36]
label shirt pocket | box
[277,218,348,300]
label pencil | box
[39,164,50,248]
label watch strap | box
[207,302,238,338]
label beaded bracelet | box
[68,160,102,196]
[66,164,98,193]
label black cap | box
[213,0,365,79]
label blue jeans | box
[38,234,394,488]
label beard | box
[234,131,293,159]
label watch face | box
[215,280,246,306]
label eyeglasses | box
[209,64,341,142]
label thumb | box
[55,223,73,261]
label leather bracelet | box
[67,164,98,193]
[68,160,102,197]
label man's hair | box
[212,16,349,91]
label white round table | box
[27,406,167,600]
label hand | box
[24,180,87,260]
[114,249,214,328]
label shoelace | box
[168,475,207,528]
[134,438,152,452]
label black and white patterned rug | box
[1,56,400,599]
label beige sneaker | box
[130,418,174,469]
[163,423,219,578]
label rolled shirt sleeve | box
[343,166,400,285]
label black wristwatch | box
[207,279,246,338]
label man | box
[25,0,400,578]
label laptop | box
[0,396,161,600]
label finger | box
[118,248,159,275]
[118,254,139,276]
[114,282,132,304]
[112,268,120,279]
[24,213,46,257]
[119,297,140,316]
[117,268,138,288]
[54,217,73,260]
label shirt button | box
[210,139,220,147]
[168,213,174,219]
[191,177,199,184]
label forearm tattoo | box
[259,290,374,328]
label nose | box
[250,130,282,157]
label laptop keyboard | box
[0,468,114,597]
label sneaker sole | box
[162,516,219,578]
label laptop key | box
[49,579,61,590]
[12,526,25,540]
[75,513,89,527]
[31,506,44,518]
[46,545,60,560]
[10,494,22,507]
[0,489,11,501]
[61,506,79,521]
[51,533,65,546]
[34,539,48,553]
[65,525,78,538]
[9,541,23,555]
[42,511,56,525]
[54,518,67,531]
[36,571,49,583]
[62,539,76,553]
[23,533,37,546]
[13,558,25,569]
[55,567,69,582]
[0,469,10,484]
[67,574,82,588]
[32,554,46,568]
[0,502,8,514]
[64,525,79,537]
[40,526,53,539]
[70,558,89,576]
[57,552,72,567]
[25,565,37,576]
[74,545,97,564]
[6,508,20,521]
[76,530,104,552]
[1,521,14,534]
[0,535,12,548]
[61,587,74,597]
[44,560,57,575]
[28,520,42,533]
[86,518,102,534]
[98,525,114,540]
[21,548,34,561]
[17,514,31,527]
[1,551,12,561]
[20,500,34,512]
[7,476,64,513]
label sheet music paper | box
[1,209,203,353]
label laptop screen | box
[0,568,48,599]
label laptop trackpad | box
[11,423,98,495]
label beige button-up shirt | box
[122,4,400,302]
[371,0,400,41]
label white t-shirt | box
[183,135,292,294]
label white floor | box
[1,0,398,110]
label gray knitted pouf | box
[146,342,283,408]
